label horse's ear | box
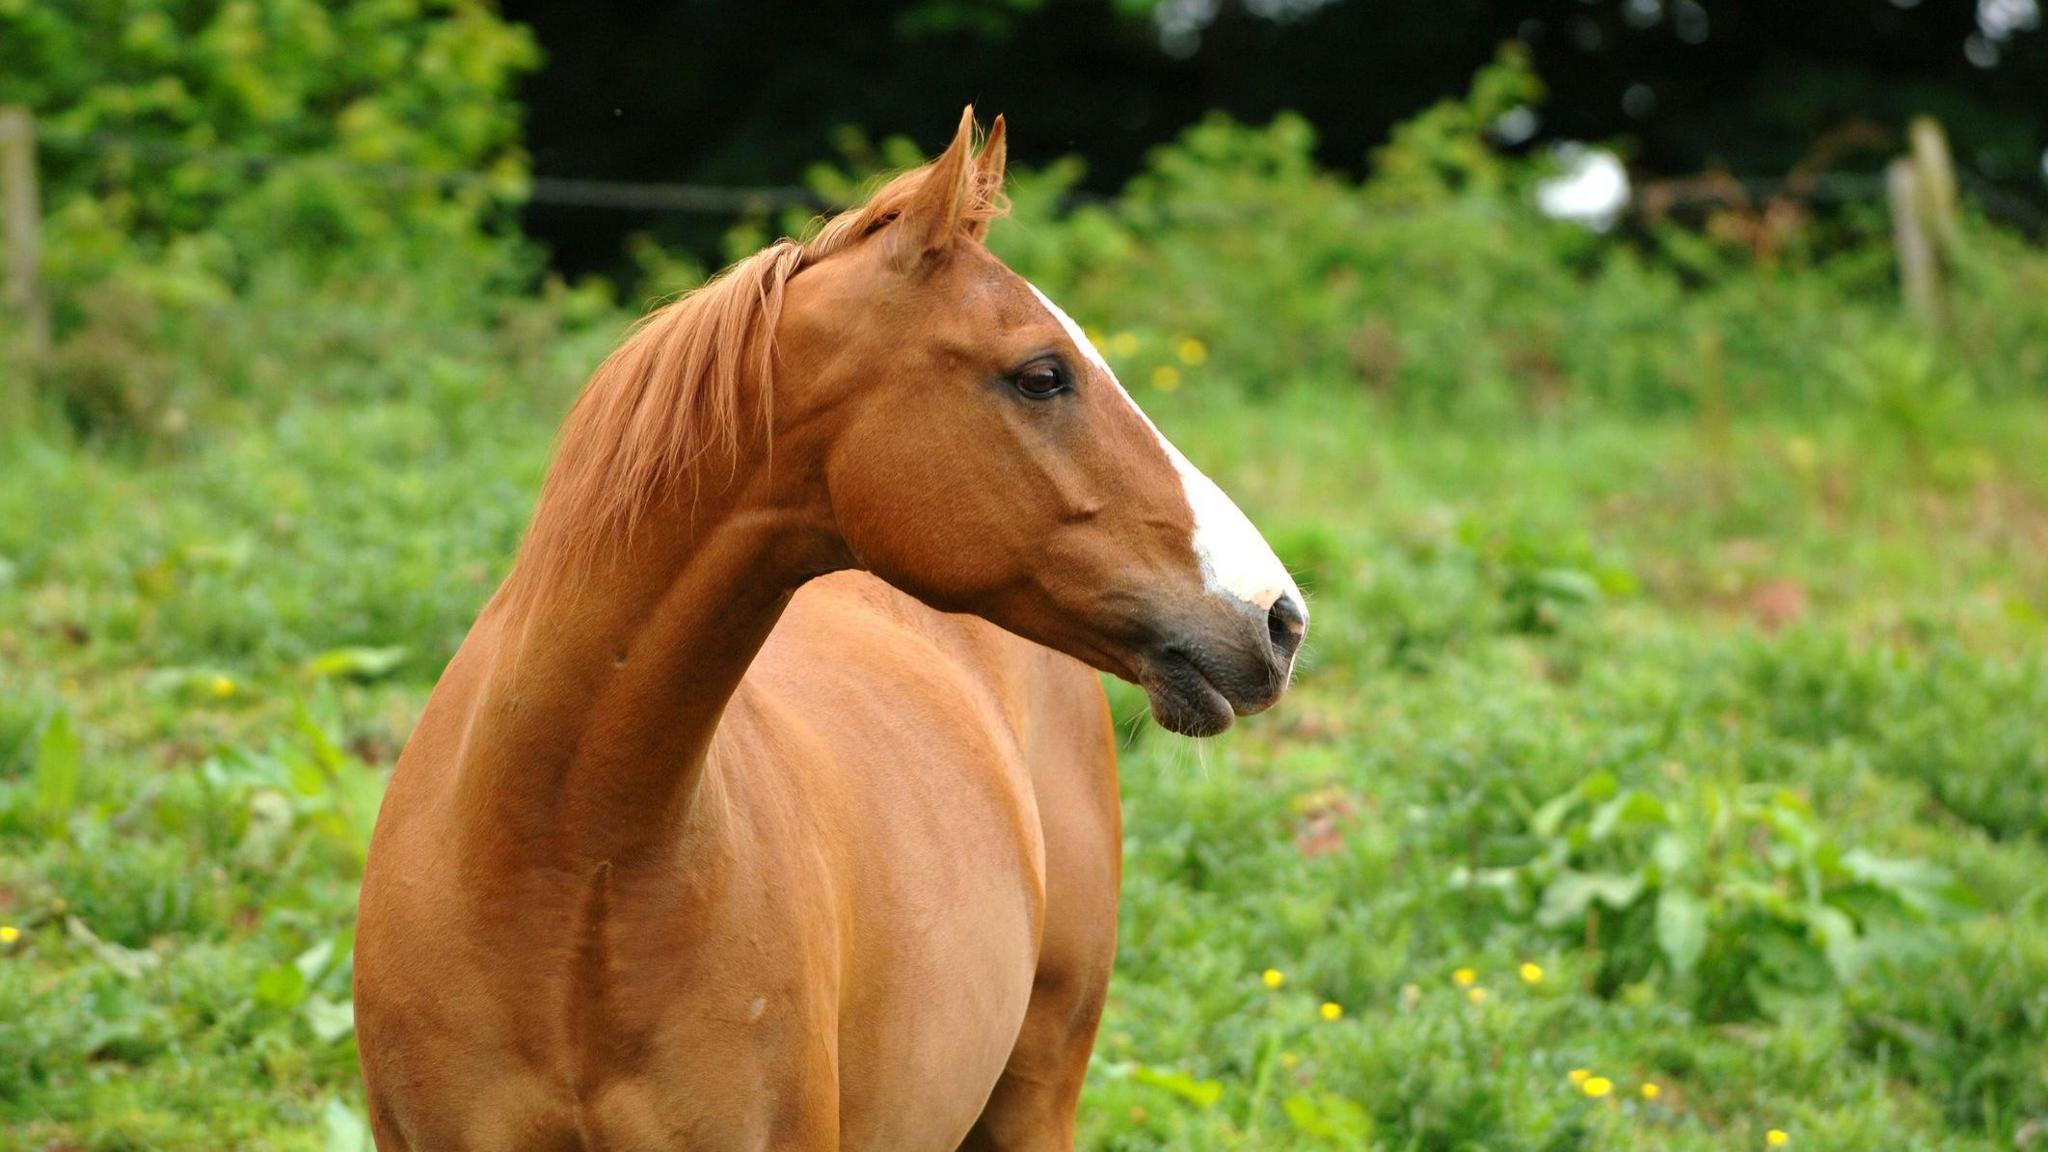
[892,106,978,271]
[963,114,1006,243]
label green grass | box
[3,361,2046,1150]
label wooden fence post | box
[1888,115,1960,328]
[1,105,49,364]
[1908,115,1961,255]
[1888,157,1940,326]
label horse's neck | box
[451,488,822,868]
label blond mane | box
[512,138,1007,592]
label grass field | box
[3,343,2045,1149]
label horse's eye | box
[1012,364,1067,399]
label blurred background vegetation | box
[1,2,2045,1150]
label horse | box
[354,108,1306,1152]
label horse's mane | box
[511,141,1006,593]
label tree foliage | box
[0,0,538,281]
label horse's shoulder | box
[748,571,1097,738]
[771,571,1034,671]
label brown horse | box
[354,109,1305,1151]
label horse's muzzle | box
[1139,592,1306,737]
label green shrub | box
[0,0,536,261]
[0,0,544,441]
[763,45,2048,420]
[1472,774,1969,1020]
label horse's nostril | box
[1266,595,1306,662]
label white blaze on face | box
[1027,283,1302,616]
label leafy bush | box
[1365,43,1547,208]
[0,0,545,440]
[0,0,535,262]
[766,45,2048,419]
[1469,773,1969,1020]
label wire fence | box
[29,124,2048,235]
[1641,168,2047,233]
[8,107,2040,364]
[34,128,826,215]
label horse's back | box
[731,572,1120,1147]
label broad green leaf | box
[254,963,309,1009]
[64,917,160,980]
[1806,903,1864,983]
[305,645,410,681]
[1284,1091,1374,1140]
[141,666,252,703]
[1751,922,1835,991]
[1840,850,1966,915]
[34,708,81,830]
[1537,870,1646,929]
[295,938,336,983]
[323,1098,373,1152]
[1530,791,1579,839]
[183,536,256,570]
[1589,789,1668,840]
[305,996,357,1044]
[1448,865,1527,914]
[293,704,351,775]
[1651,830,1692,877]
[1580,771,1621,802]
[1656,889,1709,977]
[1532,771,1617,838]
[1748,975,1840,1021]
[1534,566,1601,605]
[1131,1064,1224,1109]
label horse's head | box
[782,110,1304,736]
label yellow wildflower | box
[1109,331,1140,358]
[1582,1076,1614,1098]
[1519,962,1544,984]
[1452,967,1478,987]
[1175,338,1209,366]
[1280,1051,1299,1069]
[1567,1068,1590,1085]
[1084,327,1106,351]
[1261,968,1285,989]
[210,675,236,698]
[1319,1001,1343,1022]
[1150,365,1182,392]
[1640,1082,1662,1101]
[1766,1131,1789,1148]
[1467,987,1487,1005]
[0,925,19,945]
